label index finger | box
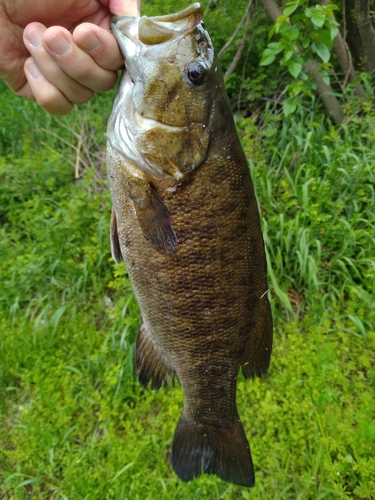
[110,0,141,17]
[72,23,124,71]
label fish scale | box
[106,2,272,487]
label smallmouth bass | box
[106,3,273,487]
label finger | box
[42,26,119,92]
[24,57,74,114]
[23,23,103,101]
[24,23,93,104]
[110,0,141,16]
[72,23,124,71]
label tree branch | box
[224,5,253,79]
[304,60,345,124]
[257,0,282,22]
[316,0,366,98]
[355,0,375,74]
[218,0,253,59]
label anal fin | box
[136,320,176,390]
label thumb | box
[110,0,141,17]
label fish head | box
[112,4,214,127]
[108,3,223,185]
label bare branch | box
[218,0,253,59]
[304,60,345,124]
[224,6,253,79]
[257,0,282,23]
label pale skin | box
[0,0,140,114]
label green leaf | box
[316,43,331,63]
[288,61,303,78]
[313,29,332,47]
[283,97,298,117]
[330,24,339,39]
[287,80,305,97]
[268,42,284,51]
[305,7,326,28]
[269,24,277,39]
[283,2,299,18]
[282,49,295,64]
[321,73,330,86]
[281,26,300,41]
[260,50,276,66]
[274,15,288,35]
[302,38,310,49]
[260,43,283,66]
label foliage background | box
[0,0,374,498]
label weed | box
[1,67,374,499]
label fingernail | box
[25,59,42,79]
[46,34,71,56]
[79,33,101,53]
[26,27,44,49]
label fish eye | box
[187,61,205,87]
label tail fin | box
[171,411,254,487]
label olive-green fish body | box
[107,3,272,487]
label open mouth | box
[111,3,203,49]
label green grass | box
[0,82,374,498]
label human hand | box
[0,0,140,114]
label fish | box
[106,2,273,488]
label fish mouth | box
[111,3,203,51]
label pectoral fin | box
[110,208,123,263]
[128,178,178,254]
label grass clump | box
[0,82,374,498]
